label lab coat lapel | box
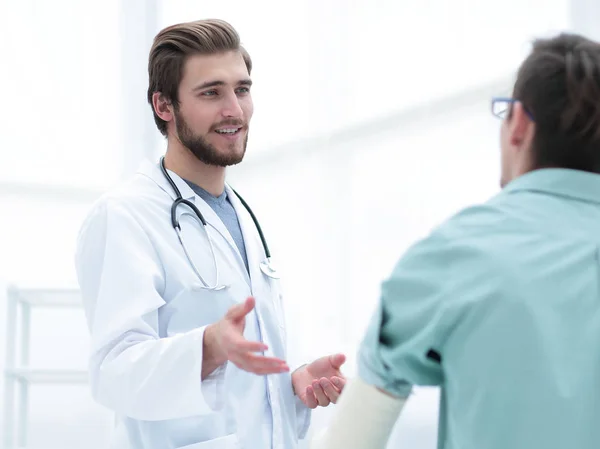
[227,185,288,357]
[137,159,249,283]
[225,185,266,293]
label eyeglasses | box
[491,97,534,120]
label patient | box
[311,31,600,449]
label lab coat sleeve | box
[274,278,313,439]
[75,197,224,421]
[357,232,487,397]
[295,394,311,439]
[283,324,312,438]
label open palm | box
[292,354,347,408]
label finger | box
[304,386,318,409]
[312,380,330,407]
[243,353,290,371]
[329,353,346,370]
[319,378,340,403]
[226,297,255,322]
[331,376,346,391]
[240,352,287,367]
[243,364,290,375]
[231,336,268,353]
[237,356,288,374]
[233,361,288,375]
[233,353,289,374]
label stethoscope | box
[160,156,279,290]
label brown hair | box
[147,19,252,136]
[512,33,600,173]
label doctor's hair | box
[147,19,252,137]
[511,32,600,173]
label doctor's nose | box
[221,94,244,118]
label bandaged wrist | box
[309,376,407,449]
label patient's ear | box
[507,101,535,150]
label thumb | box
[226,297,255,322]
[329,353,346,370]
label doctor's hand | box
[203,297,290,377]
[292,354,347,409]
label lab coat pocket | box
[177,433,239,449]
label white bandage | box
[309,377,407,449]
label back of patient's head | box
[513,33,600,173]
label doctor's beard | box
[174,110,248,167]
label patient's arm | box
[309,376,407,449]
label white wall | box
[0,1,123,446]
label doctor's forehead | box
[181,51,251,91]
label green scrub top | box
[358,168,600,449]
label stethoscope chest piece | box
[260,258,280,279]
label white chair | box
[2,285,88,449]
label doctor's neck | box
[163,146,227,197]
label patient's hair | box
[147,19,252,136]
[512,33,600,173]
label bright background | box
[0,0,599,447]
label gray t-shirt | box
[183,180,249,273]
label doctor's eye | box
[235,87,250,95]
[201,90,218,97]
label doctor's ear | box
[152,92,174,123]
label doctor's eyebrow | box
[192,79,253,91]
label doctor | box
[75,19,346,449]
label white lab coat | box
[75,159,311,449]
